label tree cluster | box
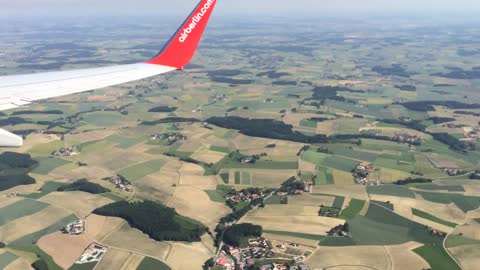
[93,201,206,242]
[57,179,110,194]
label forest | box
[93,201,206,242]
[57,179,110,194]
[223,223,263,247]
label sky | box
[1,0,479,17]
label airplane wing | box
[0,0,218,147]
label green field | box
[264,195,286,205]
[9,214,78,249]
[300,119,317,128]
[413,184,465,192]
[69,262,97,270]
[315,166,334,185]
[323,203,446,246]
[445,234,480,248]
[263,230,324,241]
[302,150,329,165]
[220,172,229,184]
[0,199,49,226]
[321,156,359,172]
[234,171,241,185]
[412,208,458,228]
[417,192,480,213]
[241,172,251,185]
[105,135,141,148]
[100,192,126,202]
[21,181,64,199]
[136,257,172,270]
[414,244,462,270]
[210,145,230,153]
[332,196,345,209]
[205,190,226,203]
[118,159,166,181]
[0,252,18,269]
[32,157,70,175]
[367,185,416,198]
[331,147,378,163]
[82,111,122,126]
[339,199,365,220]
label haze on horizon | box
[1,0,479,18]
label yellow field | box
[87,215,125,243]
[288,194,335,207]
[166,186,230,229]
[95,249,132,270]
[312,185,368,200]
[299,160,316,174]
[232,134,302,161]
[306,245,391,269]
[307,243,428,270]
[449,244,480,270]
[190,148,227,164]
[248,205,320,216]
[102,223,171,260]
[249,169,297,187]
[39,191,113,219]
[0,206,71,243]
[369,194,466,226]
[38,231,91,269]
[241,206,343,236]
[165,241,213,270]
[262,233,319,247]
[3,257,33,270]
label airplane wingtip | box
[147,0,218,69]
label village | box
[216,237,312,270]
[151,132,187,144]
[105,174,134,192]
[52,146,79,157]
[393,133,424,146]
[353,162,383,186]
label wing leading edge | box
[0,0,218,147]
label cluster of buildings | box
[226,189,266,205]
[62,220,84,235]
[258,264,310,270]
[216,237,312,270]
[465,127,480,141]
[426,226,447,238]
[52,146,79,157]
[393,133,424,146]
[151,132,187,143]
[353,163,382,186]
[211,93,229,101]
[327,223,351,237]
[75,244,107,264]
[107,175,134,192]
[444,168,464,177]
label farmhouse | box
[75,243,107,264]
[62,220,84,235]
[52,146,79,157]
[353,163,382,186]
[241,156,255,164]
[443,168,464,176]
[151,132,187,142]
[107,175,134,192]
[393,133,423,145]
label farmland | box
[1,13,480,270]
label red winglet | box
[146,0,218,70]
